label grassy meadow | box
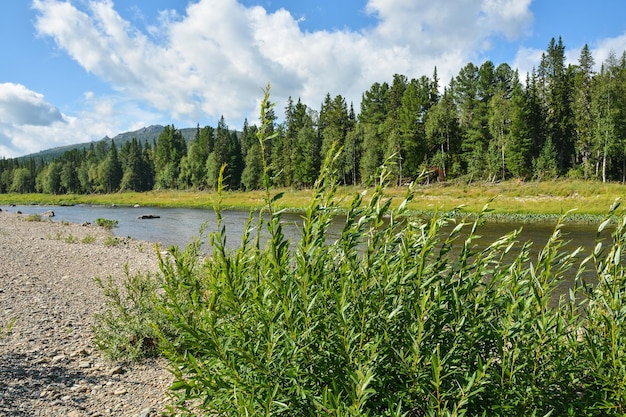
[1,178,625,222]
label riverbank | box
[0,178,624,221]
[0,210,170,416]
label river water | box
[3,204,603,295]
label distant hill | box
[17,125,199,163]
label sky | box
[1,1,626,158]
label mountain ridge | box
[16,125,199,162]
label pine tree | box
[399,75,435,181]
[154,125,187,189]
[573,44,595,179]
[120,138,145,191]
[99,140,122,193]
[241,143,263,190]
[319,94,350,182]
[452,62,485,178]
[507,74,533,179]
[425,88,459,180]
[539,37,576,174]
[359,82,389,182]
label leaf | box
[271,192,285,203]
[170,380,190,391]
[598,218,611,233]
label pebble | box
[0,212,172,416]
[109,365,125,375]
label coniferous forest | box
[2,37,626,194]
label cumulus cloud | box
[0,82,161,158]
[0,83,65,126]
[512,32,626,81]
[0,83,71,157]
[30,0,534,129]
[590,33,626,69]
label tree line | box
[2,37,626,194]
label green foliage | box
[8,38,626,194]
[93,265,173,360]
[0,319,15,340]
[91,86,626,416]
[25,213,42,222]
[64,234,78,244]
[103,235,125,247]
[96,217,118,230]
[81,234,97,244]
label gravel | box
[0,210,172,416]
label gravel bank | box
[0,210,172,416]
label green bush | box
[26,213,42,222]
[96,217,118,230]
[94,86,626,416]
[93,264,174,361]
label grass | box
[0,178,624,221]
[81,234,96,244]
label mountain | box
[17,125,199,163]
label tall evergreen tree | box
[154,125,187,189]
[573,44,596,179]
[99,140,122,193]
[399,75,435,180]
[425,88,460,180]
[507,74,534,179]
[319,94,350,181]
[187,125,213,188]
[539,37,576,173]
[359,82,389,182]
[452,62,486,178]
[120,138,149,191]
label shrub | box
[93,264,174,361]
[96,217,118,230]
[26,213,42,222]
[94,86,626,416]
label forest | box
[2,37,626,194]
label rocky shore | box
[0,210,172,416]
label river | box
[3,203,600,252]
[3,204,603,295]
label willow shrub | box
[94,88,626,416]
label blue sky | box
[1,0,626,158]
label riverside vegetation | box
[4,38,626,200]
[94,87,626,416]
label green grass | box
[81,234,96,244]
[1,178,625,221]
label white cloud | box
[512,33,626,81]
[590,34,626,70]
[29,0,534,130]
[0,83,65,126]
[512,47,544,79]
[0,82,163,158]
